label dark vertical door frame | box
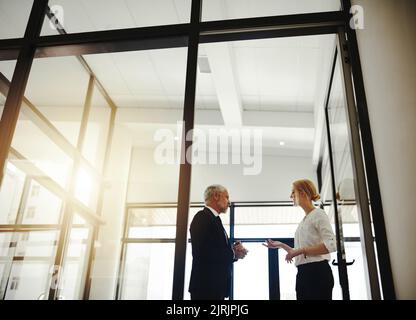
[268,249,280,300]
[172,0,202,300]
[337,28,381,299]
[229,203,235,300]
[324,49,350,300]
[340,0,395,300]
[0,0,48,187]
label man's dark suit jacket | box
[188,207,234,299]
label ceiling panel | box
[84,48,188,109]
[230,35,334,113]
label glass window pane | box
[88,44,188,300]
[82,87,111,172]
[60,213,92,300]
[0,233,13,257]
[278,249,297,300]
[4,261,52,300]
[25,56,90,146]
[325,56,371,299]
[0,230,59,300]
[0,163,25,224]
[331,241,369,300]
[120,243,174,300]
[233,242,269,300]
[21,180,63,224]
[0,0,33,39]
[127,208,177,239]
[14,231,59,257]
[42,0,191,35]
[202,0,341,22]
[0,262,5,280]
[0,59,17,119]
[11,114,73,188]
[234,206,302,238]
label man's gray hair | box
[204,185,227,203]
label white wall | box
[352,0,416,299]
[89,124,132,299]
[127,147,316,203]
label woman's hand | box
[285,248,304,263]
[262,239,284,249]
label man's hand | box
[233,241,248,259]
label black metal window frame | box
[0,1,116,300]
[0,0,395,300]
[119,201,363,300]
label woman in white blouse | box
[264,179,337,300]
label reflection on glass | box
[42,0,191,35]
[120,243,174,300]
[21,180,63,224]
[233,242,269,300]
[0,163,25,224]
[4,262,53,300]
[202,0,341,22]
[60,214,91,300]
[0,0,33,39]
[0,231,59,300]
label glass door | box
[319,29,384,300]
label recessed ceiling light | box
[279,141,285,146]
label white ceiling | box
[0,0,340,159]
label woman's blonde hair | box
[293,179,320,201]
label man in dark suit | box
[189,185,248,300]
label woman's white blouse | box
[294,208,337,266]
